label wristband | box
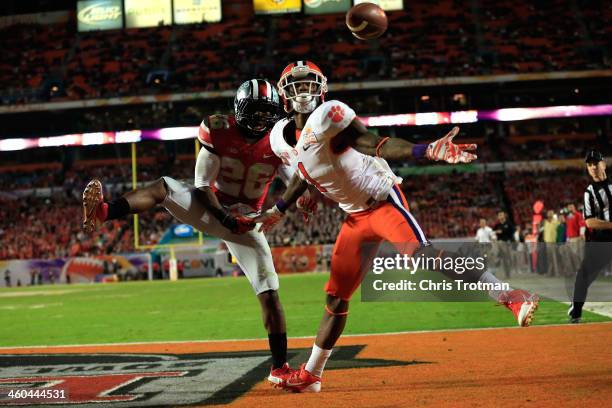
[220,212,237,230]
[275,199,289,213]
[412,144,428,159]
[375,137,390,157]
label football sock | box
[105,197,131,221]
[305,344,332,378]
[479,271,512,301]
[268,333,287,369]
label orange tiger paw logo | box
[328,105,345,123]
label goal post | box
[130,138,205,279]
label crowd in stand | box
[0,159,593,261]
[1,0,610,104]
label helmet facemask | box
[234,79,283,138]
[278,65,327,114]
[235,99,281,135]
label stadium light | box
[1,104,611,152]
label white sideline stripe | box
[1,321,610,351]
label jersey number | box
[218,157,275,199]
[298,162,327,193]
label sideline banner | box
[271,245,322,274]
[0,254,151,287]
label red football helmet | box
[277,61,328,114]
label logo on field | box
[0,346,427,406]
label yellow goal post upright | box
[130,138,204,281]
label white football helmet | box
[277,60,328,114]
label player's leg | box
[83,178,169,232]
[283,214,377,392]
[221,232,292,382]
[130,177,290,375]
[381,185,538,326]
[569,244,612,322]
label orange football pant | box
[325,186,428,300]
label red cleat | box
[82,179,107,233]
[499,289,539,327]
[267,363,295,386]
[280,364,321,393]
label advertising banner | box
[173,0,222,24]
[125,0,172,28]
[353,0,403,11]
[253,0,301,15]
[77,0,123,32]
[271,245,321,274]
[0,253,151,287]
[304,0,351,14]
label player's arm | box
[276,164,293,186]
[344,119,477,164]
[253,172,309,232]
[277,164,318,220]
[193,146,254,234]
[584,218,612,230]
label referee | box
[569,149,612,323]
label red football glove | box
[296,194,318,223]
[232,216,256,234]
[426,126,477,164]
[221,213,255,234]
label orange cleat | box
[280,364,321,393]
[499,289,539,327]
[82,179,106,233]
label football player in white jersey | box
[257,61,539,392]
[82,79,308,385]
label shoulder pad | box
[198,120,212,147]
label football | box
[346,2,388,40]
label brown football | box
[346,2,388,40]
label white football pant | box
[161,176,279,294]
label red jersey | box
[198,114,282,211]
[565,210,585,238]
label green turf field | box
[0,273,609,347]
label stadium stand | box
[1,0,610,104]
[0,1,610,261]
[0,155,591,260]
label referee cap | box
[585,149,604,163]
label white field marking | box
[561,301,612,318]
[0,302,62,310]
[0,321,610,351]
[0,290,81,298]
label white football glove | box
[426,127,477,164]
[254,205,285,233]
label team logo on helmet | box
[278,61,328,114]
[234,79,283,137]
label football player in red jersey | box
[82,79,302,384]
[256,61,539,392]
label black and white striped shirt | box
[583,177,612,241]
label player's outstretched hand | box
[296,192,318,223]
[426,126,477,164]
[254,205,284,232]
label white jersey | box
[271,100,401,213]
[475,226,496,243]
